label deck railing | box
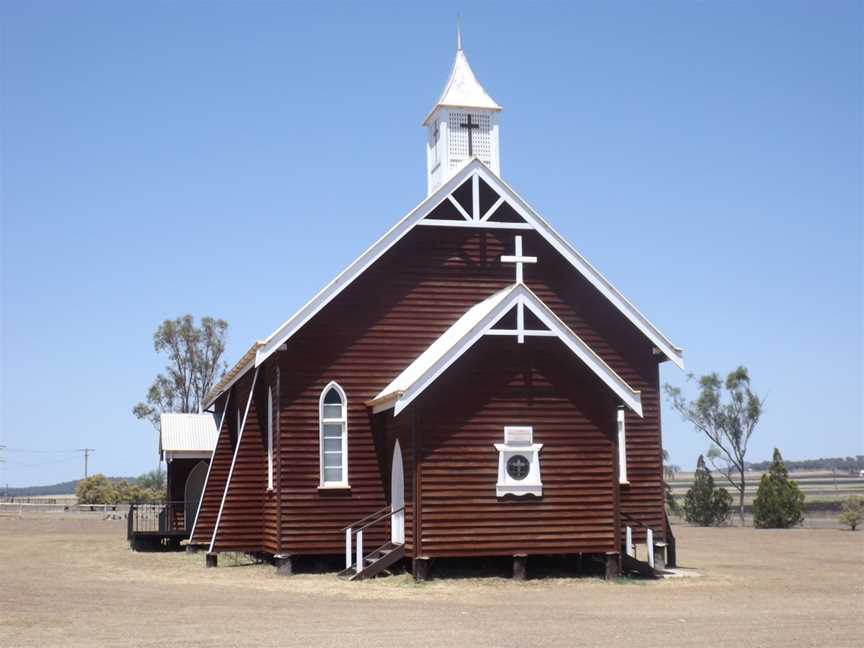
[127,501,187,538]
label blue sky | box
[1,2,861,486]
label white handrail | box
[647,528,655,568]
[356,529,363,572]
[344,506,405,572]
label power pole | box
[76,448,94,479]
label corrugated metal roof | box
[160,413,219,453]
[203,340,264,408]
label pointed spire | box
[422,23,501,125]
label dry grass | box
[1,512,862,647]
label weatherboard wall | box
[201,179,670,556]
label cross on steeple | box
[501,235,537,284]
[459,114,480,157]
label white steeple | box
[424,25,502,195]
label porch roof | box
[159,413,219,459]
[366,283,643,417]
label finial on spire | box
[456,16,462,51]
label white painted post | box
[647,528,655,568]
[356,529,363,573]
[345,528,352,570]
[626,526,634,557]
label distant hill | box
[745,456,863,473]
[4,477,137,497]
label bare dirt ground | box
[1,513,862,648]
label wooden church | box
[188,31,684,581]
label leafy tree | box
[839,496,864,531]
[76,474,118,504]
[133,315,228,430]
[136,469,166,492]
[662,449,681,515]
[115,480,163,504]
[752,448,805,528]
[683,455,732,526]
[665,367,764,524]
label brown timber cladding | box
[204,219,668,554]
[411,336,619,557]
[189,390,234,546]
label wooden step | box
[342,542,405,581]
[621,553,661,579]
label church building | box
[188,31,684,580]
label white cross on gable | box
[501,235,537,284]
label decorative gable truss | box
[419,169,532,228]
[205,158,682,408]
[367,283,643,418]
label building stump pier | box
[274,555,293,576]
[604,552,620,580]
[205,553,218,568]
[413,557,430,582]
[513,554,527,581]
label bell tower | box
[423,26,502,195]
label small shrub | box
[839,496,864,531]
[683,455,732,526]
[752,448,805,528]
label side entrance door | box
[391,441,405,545]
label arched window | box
[319,382,348,488]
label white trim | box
[266,386,274,491]
[319,381,349,488]
[472,164,685,370]
[495,426,543,497]
[418,219,533,230]
[471,174,480,220]
[208,368,259,554]
[481,196,505,221]
[163,450,212,462]
[382,284,643,417]
[203,342,262,408]
[617,407,629,485]
[447,195,472,221]
[188,391,231,543]
[254,164,479,369]
[205,159,682,408]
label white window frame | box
[319,381,349,489]
[266,386,274,491]
[617,407,629,485]
[494,426,543,497]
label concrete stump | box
[513,554,527,581]
[413,557,431,582]
[274,555,293,576]
[604,552,620,580]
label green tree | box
[662,449,681,515]
[133,315,228,430]
[75,474,118,504]
[752,448,805,528]
[838,495,863,531]
[665,367,765,525]
[683,455,732,526]
[136,469,166,492]
[115,480,163,504]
